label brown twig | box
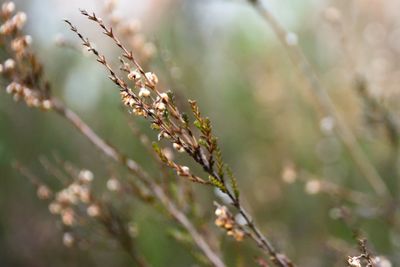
[50,99,226,267]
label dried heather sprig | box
[66,10,294,267]
[214,203,245,242]
[0,2,52,110]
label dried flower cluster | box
[48,169,99,227]
[347,240,392,267]
[214,205,245,241]
[62,9,293,267]
[5,82,52,109]
[0,2,52,111]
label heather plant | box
[1,1,400,267]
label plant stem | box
[51,99,226,267]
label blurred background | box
[1,0,400,266]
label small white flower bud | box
[87,204,101,217]
[2,2,15,14]
[180,166,190,175]
[145,72,158,85]
[78,169,93,183]
[155,102,166,111]
[127,70,140,80]
[138,87,150,98]
[159,92,169,102]
[4,58,15,70]
[63,232,74,247]
[14,12,27,29]
[173,143,185,153]
[49,202,62,214]
[41,99,52,110]
[107,178,120,191]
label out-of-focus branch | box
[247,0,389,197]
[51,100,226,267]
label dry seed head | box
[138,87,150,98]
[63,232,74,247]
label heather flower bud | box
[41,99,52,110]
[173,142,185,153]
[4,58,15,70]
[138,87,150,98]
[63,232,74,247]
[78,169,93,183]
[155,102,166,111]
[87,204,101,217]
[180,166,190,176]
[127,70,140,80]
[14,12,27,29]
[107,178,120,191]
[2,2,15,15]
[145,72,158,86]
[159,92,169,102]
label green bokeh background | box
[1,0,400,266]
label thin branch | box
[66,13,294,267]
[50,99,226,267]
